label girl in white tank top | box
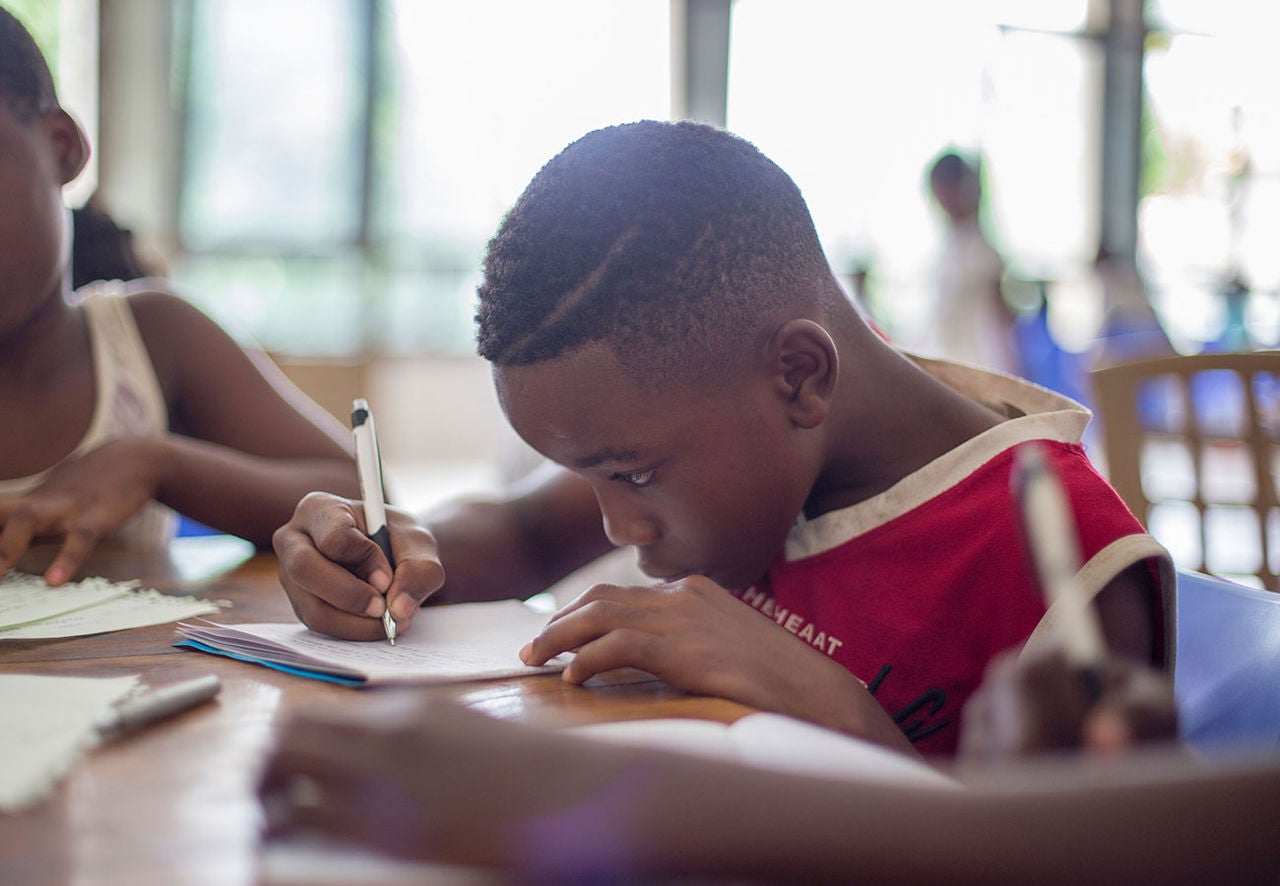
[0,283,174,548]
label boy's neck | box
[803,338,1004,519]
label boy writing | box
[273,120,1173,756]
[0,7,360,583]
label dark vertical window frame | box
[170,0,195,257]
[1099,0,1146,264]
[353,0,380,351]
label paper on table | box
[0,674,139,812]
[0,590,223,640]
[573,713,958,789]
[0,572,223,640]
[177,599,565,685]
[261,834,505,886]
[0,572,130,629]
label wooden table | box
[0,540,749,885]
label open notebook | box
[572,713,957,788]
[176,600,565,686]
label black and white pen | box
[1014,442,1105,700]
[352,398,396,646]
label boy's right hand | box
[272,492,445,641]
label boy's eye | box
[611,468,655,488]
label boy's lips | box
[641,558,750,589]
[639,559,692,582]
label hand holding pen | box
[957,443,1178,761]
[272,489,446,642]
[1014,442,1105,700]
[958,645,1179,761]
[352,399,396,646]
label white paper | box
[574,713,958,788]
[260,835,504,886]
[177,600,565,685]
[0,674,139,812]
[0,590,222,640]
[0,572,131,629]
[0,572,222,639]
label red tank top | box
[733,440,1159,756]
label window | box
[173,0,670,355]
[1141,0,1280,350]
[726,0,1098,350]
[8,0,99,206]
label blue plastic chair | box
[1174,569,1280,753]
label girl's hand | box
[0,436,164,583]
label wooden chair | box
[1090,351,1280,591]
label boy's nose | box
[597,496,661,548]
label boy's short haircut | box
[475,120,841,386]
[0,8,57,120]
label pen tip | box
[389,637,395,646]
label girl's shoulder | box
[119,280,231,348]
[77,277,191,335]
[83,279,227,401]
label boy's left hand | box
[0,436,164,584]
[520,576,913,752]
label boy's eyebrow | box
[572,447,644,470]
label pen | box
[98,675,222,739]
[1013,442,1105,701]
[352,398,396,646]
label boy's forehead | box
[493,344,709,456]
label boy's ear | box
[44,109,90,185]
[766,319,839,429]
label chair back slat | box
[1091,351,1280,591]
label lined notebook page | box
[178,600,565,685]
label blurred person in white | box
[927,150,1021,377]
